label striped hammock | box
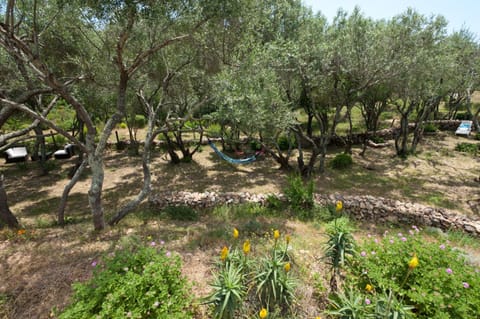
[208,141,257,164]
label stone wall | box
[149,191,480,237]
[327,120,465,146]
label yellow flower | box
[259,308,268,318]
[233,228,239,239]
[273,230,280,240]
[243,240,251,255]
[316,317,322,319]
[285,234,291,244]
[17,229,26,235]
[284,262,291,272]
[220,246,229,261]
[365,284,373,292]
[335,200,343,212]
[408,253,419,270]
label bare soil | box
[0,131,479,318]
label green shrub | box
[164,205,199,221]
[474,132,480,141]
[369,135,385,144]
[206,123,222,137]
[277,133,296,151]
[455,112,471,120]
[330,153,353,170]
[455,142,478,155]
[59,237,192,319]
[346,227,480,318]
[283,175,314,211]
[249,139,262,151]
[265,194,284,210]
[132,114,146,128]
[423,123,438,133]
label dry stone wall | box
[149,191,480,237]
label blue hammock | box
[208,141,257,164]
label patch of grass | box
[164,205,199,221]
[455,142,478,155]
[327,167,390,193]
[0,293,12,318]
[445,229,480,249]
[424,193,457,210]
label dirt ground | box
[0,130,479,318]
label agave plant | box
[255,248,296,310]
[205,262,246,319]
[324,218,356,291]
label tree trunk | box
[0,175,19,229]
[109,121,155,225]
[88,153,105,231]
[163,132,181,164]
[466,89,480,131]
[33,126,49,175]
[57,159,87,225]
[395,113,409,157]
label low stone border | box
[149,191,480,237]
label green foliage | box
[277,133,296,151]
[324,218,356,272]
[423,122,438,133]
[164,205,199,221]
[330,153,353,170]
[205,229,295,318]
[206,123,222,137]
[328,288,414,319]
[249,139,262,151]
[265,194,285,210]
[45,134,66,147]
[455,142,478,155]
[131,114,146,129]
[283,174,314,211]
[454,112,471,120]
[207,261,246,319]
[347,227,480,318]
[474,132,480,140]
[255,248,295,310]
[370,135,385,144]
[59,237,192,319]
[328,288,374,318]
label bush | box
[344,227,480,318]
[455,142,478,155]
[59,237,192,319]
[164,205,199,221]
[369,135,384,144]
[133,114,146,128]
[283,174,314,211]
[455,112,471,120]
[423,123,438,133]
[475,132,480,141]
[206,123,222,137]
[330,153,353,170]
[265,194,284,210]
[277,133,296,151]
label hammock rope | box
[208,140,258,164]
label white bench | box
[4,146,28,163]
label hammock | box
[208,141,258,164]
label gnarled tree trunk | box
[0,175,19,229]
